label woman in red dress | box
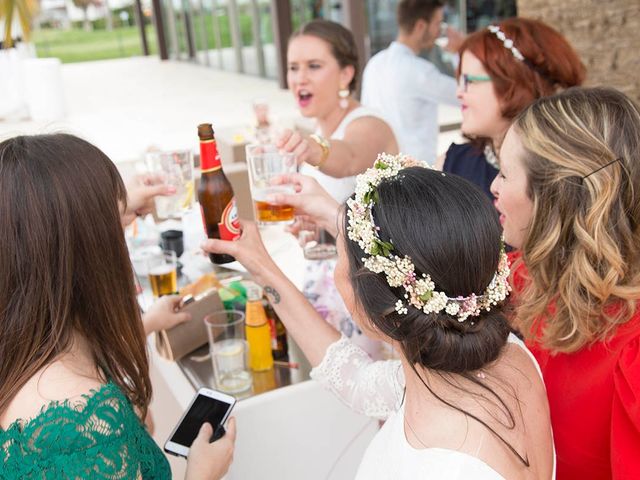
[492,86,640,479]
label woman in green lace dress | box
[0,134,235,480]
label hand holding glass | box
[146,150,194,219]
[246,144,296,225]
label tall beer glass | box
[147,250,178,297]
[246,144,296,225]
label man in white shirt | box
[361,0,460,165]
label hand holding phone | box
[165,387,236,458]
[185,418,236,480]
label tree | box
[103,0,113,31]
[72,0,101,32]
[0,0,38,47]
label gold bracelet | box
[309,134,330,169]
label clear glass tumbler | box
[204,310,252,394]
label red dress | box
[509,253,640,479]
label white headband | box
[487,25,525,62]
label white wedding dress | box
[310,333,552,479]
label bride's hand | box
[200,220,275,282]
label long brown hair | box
[514,87,640,352]
[0,134,151,416]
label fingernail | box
[166,186,177,194]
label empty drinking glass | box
[146,149,195,219]
[204,310,252,394]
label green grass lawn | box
[32,25,157,63]
[31,6,288,64]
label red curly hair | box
[458,18,586,121]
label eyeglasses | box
[458,74,492,92]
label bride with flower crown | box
[203,154,553,479]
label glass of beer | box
[146,250,178,298]
[246,144,296,225]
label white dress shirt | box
[362,41,459,165]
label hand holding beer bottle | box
[197,124,241,264]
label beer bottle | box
[197,123,241,264]
[264,299,288,360]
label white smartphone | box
[164,387,236,458]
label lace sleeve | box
[0,383,170,480]
[310,335,405,420]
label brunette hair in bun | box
[344,167,510,372]
[342,166,528,466]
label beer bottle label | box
[219,198,241,241]
[200,139,222,172]
[267,317,277,349]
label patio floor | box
[0,55,462,167]
[0,56,299,164]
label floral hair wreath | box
[346,153,511,322]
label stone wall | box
[517,0,640,104]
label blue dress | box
[443,143,498,200]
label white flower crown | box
[346,153,511,322]
[488,25,525,62]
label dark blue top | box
[443,142,498,200]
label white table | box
[148,223,378,480]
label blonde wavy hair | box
[513,87,640,353]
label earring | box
[338,88,350,109]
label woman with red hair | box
[436,18,586,198]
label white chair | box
[23,57,66,121]
[227,380,378,480]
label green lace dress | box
[0,382,171,479]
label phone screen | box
[169,394,232,447]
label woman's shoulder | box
[341,105,393,131]
[1,362,109,430]
[443,142,495,175]
[340,106,398,150]
[610,320,640,469]
[444,142,484,161]
[442,142,498,198]
[612,304,640,341]
[1,380,132,437]
[0,379,167,479]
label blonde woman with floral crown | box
[203,155,554,479]
[492,86,640,480]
